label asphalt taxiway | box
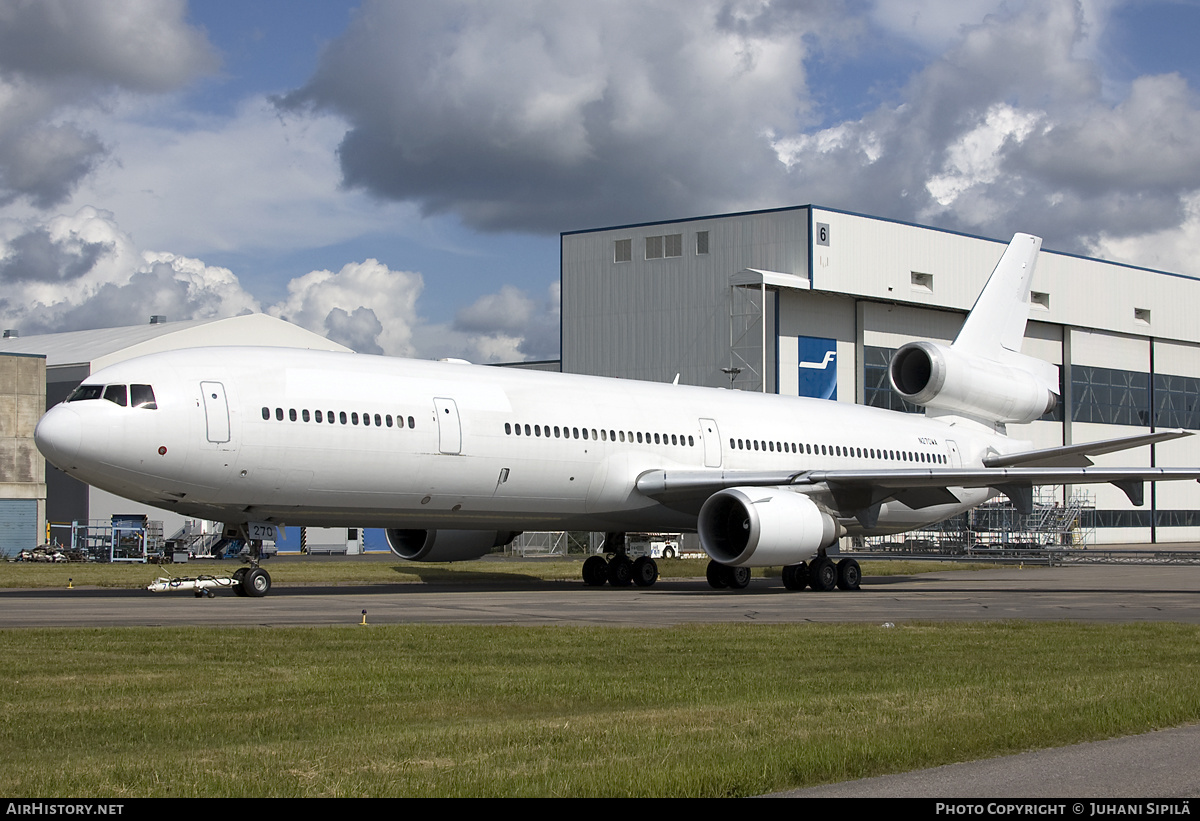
[3,563,1200,627]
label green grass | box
[1,622,1197,797]
[0,556,998,589]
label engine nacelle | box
[698,487,838,567]
[889,340,1057,424]
[385,529,520,562]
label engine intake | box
[889,340,1057,424]
[698,487,837,567]
[386,529,520,562]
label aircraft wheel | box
[722,565,750,589]
[705,560,728,589]
[809,557,837,592]
[836,558,862,591]
[608,555,634,587]
[241,567,271,598]
[582,555,608,586]
[632,556,658,587]
[232,567,249,597]
[782,562,809,591]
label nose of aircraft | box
[35,405,82,468]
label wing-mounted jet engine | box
[386,528,521,562]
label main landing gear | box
[708,557,861,592]
[582,532,659,588]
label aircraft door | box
[434,397,462,455]
[946,439,962,468]
[699,418,722,468]
[200,381,230,444]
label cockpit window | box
[66,385,103,402]
[103,385,128,407]
[131,384,157,409]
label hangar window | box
[1031,291,1050,310]
[911,271,933,293]
[696,231,709,255]
[664,234,682,258]
[614,239,632,263]
[1134,307,1151,325]
[1155,373,1200,430]
[645,235,663,259]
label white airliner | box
[33,234,1200,596]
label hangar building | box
[561,205,1200,545]
[0,314,350,553]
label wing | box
[636,465,1200,526]
[983,429,1191,468]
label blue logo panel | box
[797,336,837,400]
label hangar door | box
[0,499,37,558]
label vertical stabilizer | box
[953,233,1042,357]
[888,232,1059,432]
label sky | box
[3,0,1200,363]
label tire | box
[582,555,608,587]
[608,555,634,587]
[241,567,271,597]
[836,558,861,591]
[724,565,751,589]
[632,556,658,587]
[809,557,837,592]
[782,562,809,591]
[232,566,249,597]
[662,546,676,559]
[706,560,727,589]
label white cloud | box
[278,0,837,232]
[1087,191,1200,276]
[926,104,1042,207]
[0,206,259,334]
[0,0,217,207]
[267,259,423,357]
[59,95,417,256]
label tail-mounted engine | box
[386,529,521,562]
[889,340,1057,425]
[698,487,838,567]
